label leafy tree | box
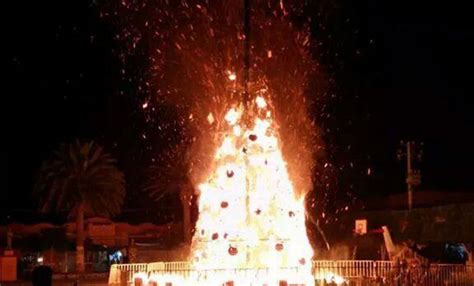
[34,140,125,273]
[144,143,194,244]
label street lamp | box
[397,141,423,210]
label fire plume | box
[190,95,314,283]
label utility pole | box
[243,0,251,107]
[243,0,251,266]
[397,141,422,210]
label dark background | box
[3,0,474,217]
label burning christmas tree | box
[191,95,314,278]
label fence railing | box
[313,260,393,279]
[313,261,474,286]
[164,261,191,272]
[109,260,474,285]
[109,263,148,285]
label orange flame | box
[132,96,315,285]
[190,95,313,282]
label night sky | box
[3,0,474,215]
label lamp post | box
[397,141,422,210]
[243,0,251,107]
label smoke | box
[101,0,331,201]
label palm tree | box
[144,143,194,244]
[34,140,125,273]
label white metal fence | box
[313,261,474,286]
[109,263,148,285]
[109,260,474,285]
[313,260,393,279]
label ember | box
[121,0,321,283]
[131,95,318,286]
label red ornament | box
[221,201,229,208]
[212,233,219,240]
[275,243,284,251]
[249,134,258,141]
[298,258,306,265]
[226,170,234,178]
[134,277,143,286]
[228,246,238,256]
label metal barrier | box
[164,261,191,272]
[109,260,474,285]
[313,261,474,285]
[313,260,393,278]
[109,263,148,285]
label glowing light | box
[233,125,242,136]
[315,272,346,285]
[207,112,215,124]
[224,108,241,125]
[227,71,237,81]
[134,268,315,286]
[142,102,148,109]
[255,96,267,109]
